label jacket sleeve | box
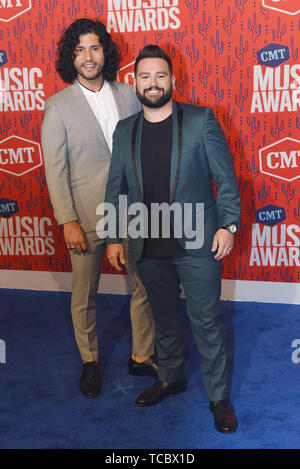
[104,122,129,244]
[203,107,241,229]
[41,99,79,226]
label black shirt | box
[141,114,185,258]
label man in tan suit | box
[41,19,156,397]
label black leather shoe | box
[135,380,186,407]
[79,362,101,398]
[209,398,238,433]
[128,355,158,379]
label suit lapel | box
[71,81,110,153]
[131,112,144,201]
[131,100,183,203]
[170,101,183,204]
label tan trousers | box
[70,233,155,362]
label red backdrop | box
[0,0,299,285]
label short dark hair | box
[55,18,121,83]
[134,45,173,76]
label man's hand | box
[107,243,125,271]
[63,221,87,252]
[211,229,234,260]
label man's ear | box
[172,75,176,90]
[133,77,137,93]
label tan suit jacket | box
[41,81,141,232]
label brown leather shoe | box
[128,355,158,379]
[209,398,238,433]
[135,380,186,407]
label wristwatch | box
[221,223,237,234]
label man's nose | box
[84,49,92,60]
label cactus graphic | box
[45,0,58,21]
[68,0,81,22]
[176,68,188,96]
[13,18,25,44]
[174,27,187,49]
[235,0,248,16]
[14,178,26,199]
[247,13,262,43]
[198,11,212,41]
[281,183,295,206]
[234,260,247,280]
[293,198,300,222]
[35,11,47,40]
[235,83,248,112]
[222,103,236,132]
[235,129,248,159]
[187,86,201,106]
[280,269,293,283]
[270,115,284,140]
[20,114,33,134]
[115,36,129,59]
[215,0,224,10]
[7,41,16,64]
[257,180,271,204]
[290,36,298,61]
[185,0,199,20]
[90,0,103,17]
[25,34,38,62]
[238,174,248,199]
[211,78,224,106]
[223,7,236,37]
[26,192,38,215]
[222,55,236,85]
[272,17,287,42]
[198,59,212,88]
[246,199,255,219]
[246,155,259,184]
[186,38,200,69]
[0,115,12,137]
[35,168,47,192]
[246,116,260,139]
[235,35,248,65]
[210,30,224,60]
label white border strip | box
[0,270,299,304]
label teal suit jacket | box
[105,100,240,261]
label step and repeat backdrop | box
[0,0,299,299]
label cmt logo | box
[255,205,286,226]
[259,138,300,181]
[117,61,135,85]
[0,0,32,23]
[0,50,8,67]
[0,135,43,176]
[262,0,300,15]
[257,44,289,68]
[0,198,19,218]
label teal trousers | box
[137,253,229,402]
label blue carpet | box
[0,288,299,449]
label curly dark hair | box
[55,18,121,83]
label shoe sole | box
[135,385,186,407]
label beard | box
[136,84,173,108]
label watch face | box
[229,224,237,234]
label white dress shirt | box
[77,80,119,153]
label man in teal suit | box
[105,45,240,433]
